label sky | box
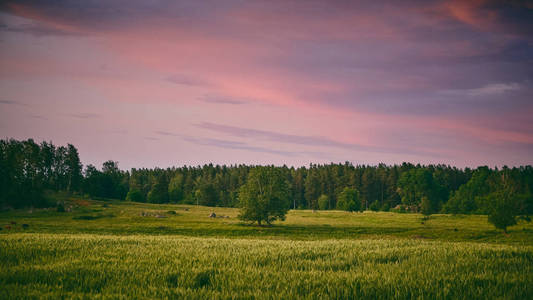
[0,0,532,170]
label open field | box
[1,200,533,243]
[1,200,533,299]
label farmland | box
[1,200,532,299]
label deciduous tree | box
[238,166,290,225]
[336,187,361,212]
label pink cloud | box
[443,0,498,30]
[2,1,532,168]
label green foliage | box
[168,174,184,203]
[317,194,329,210]
[517,192,533,217]
[238,166,290,225]
[83,161,128,200]
[126,189,144,202]
[486,189,528,233]
[195,182,217,207]
[304,169,320,210]
[443,167,492,214]
[397,169,443,213]
[0,139,81,208]
[2,138,533,219]
[66,144,83,192]
[147,174,169,204]
[336,187,361,212]
[420,196,432,217]
[369,201,380,212]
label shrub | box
[126,189,144,202]
[420,196,432,218]
[318,195,329,210]
[487,189,519,233]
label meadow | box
[1,200,533,299]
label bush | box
[487,189,519,233]
[369,201,380,212]
[318,195,329,210]
[126,189,144,202]
[420,196,432,217]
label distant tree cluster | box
[1,138,532,231]
[442,167,533,214]
[0,139,82,208]
[121,162,475,214]
[84,160,129,200]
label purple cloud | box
[0,100,27,106]
[195,122,443,157]
[182,136,326,158]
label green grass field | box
[1,200,533,299]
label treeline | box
[0,138,82,208]
[1,138,532,216]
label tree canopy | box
[487,189,519,233]
[0,139,83,208]
[238,166,290,225]
[336,187,361,212]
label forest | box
[1,138,532,216]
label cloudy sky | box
[1,0,532,169]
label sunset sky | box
[1,0,532,169]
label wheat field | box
[1,200,532,299]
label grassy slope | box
[1,199,532,244]
[1,199,532,299]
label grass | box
[1,200,532,244]
[1,199,533,298]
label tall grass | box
[1,200,532,298]
[1,234,532,299]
